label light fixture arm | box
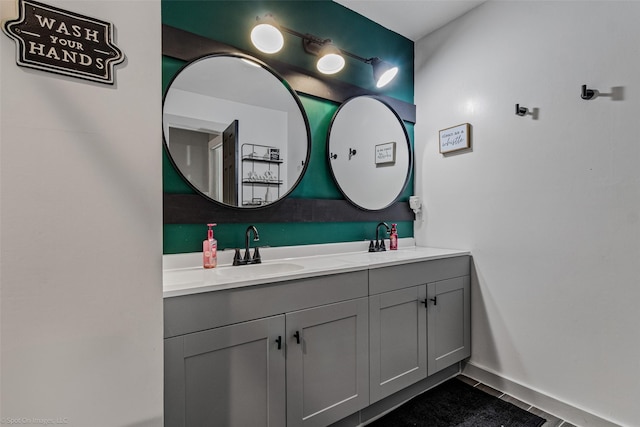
[279,25,312,41]
[270,25,324,50]
[340,50,374,65]
[301,35,332,56]
[273,23,377,65]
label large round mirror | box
[327,96,412,210]
[163,53,311,208]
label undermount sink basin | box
[163,262,305,287]
[216,262,304,279]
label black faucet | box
[233,225,261,265]
[369,222,390,252]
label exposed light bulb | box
[250,16,284,54]
[371,58,398,88]
[376,66,398,88]
[316,44,345,74]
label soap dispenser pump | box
[203,223,218,269]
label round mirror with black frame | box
[327,96,412,211]
[163,53,311,208]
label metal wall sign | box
[2,0,125,84]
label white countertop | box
[163,240,469,298]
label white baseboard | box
[462,362,622,427]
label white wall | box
[164,89,290,200]
[0,0,163,426]
[415,2,640,425]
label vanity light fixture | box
[250,14,399,87]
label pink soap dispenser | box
[203,223,218,268]
[390,223,398,250]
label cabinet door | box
[369,285,427,403]
[164,315,286,427]
[286,298,369,427]
[427,276,471,376]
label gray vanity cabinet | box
[368,256,471,402]
[164,315,286,427]
[164,257,470,426]
[427,275,471,376]
[286,298,369,427]
[369,285,427,403]
[164,270,369,427]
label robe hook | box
[581,84,596,100]
[515,103,528,116]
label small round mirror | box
[327,96,412,210]
[163,53,311,208]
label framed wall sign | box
[439,123,470,154]
[2,0,125,84]
[375,141,396,165]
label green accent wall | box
[163,0,415,254]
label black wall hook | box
[515,104,528,116]
[581,84,596,100]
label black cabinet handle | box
[293,331,301,344]
[275,336,282,350]
[422,299,428,308]
[431,297,437,306]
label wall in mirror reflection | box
[163,54,310,208]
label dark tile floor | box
[456,375,578,427]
